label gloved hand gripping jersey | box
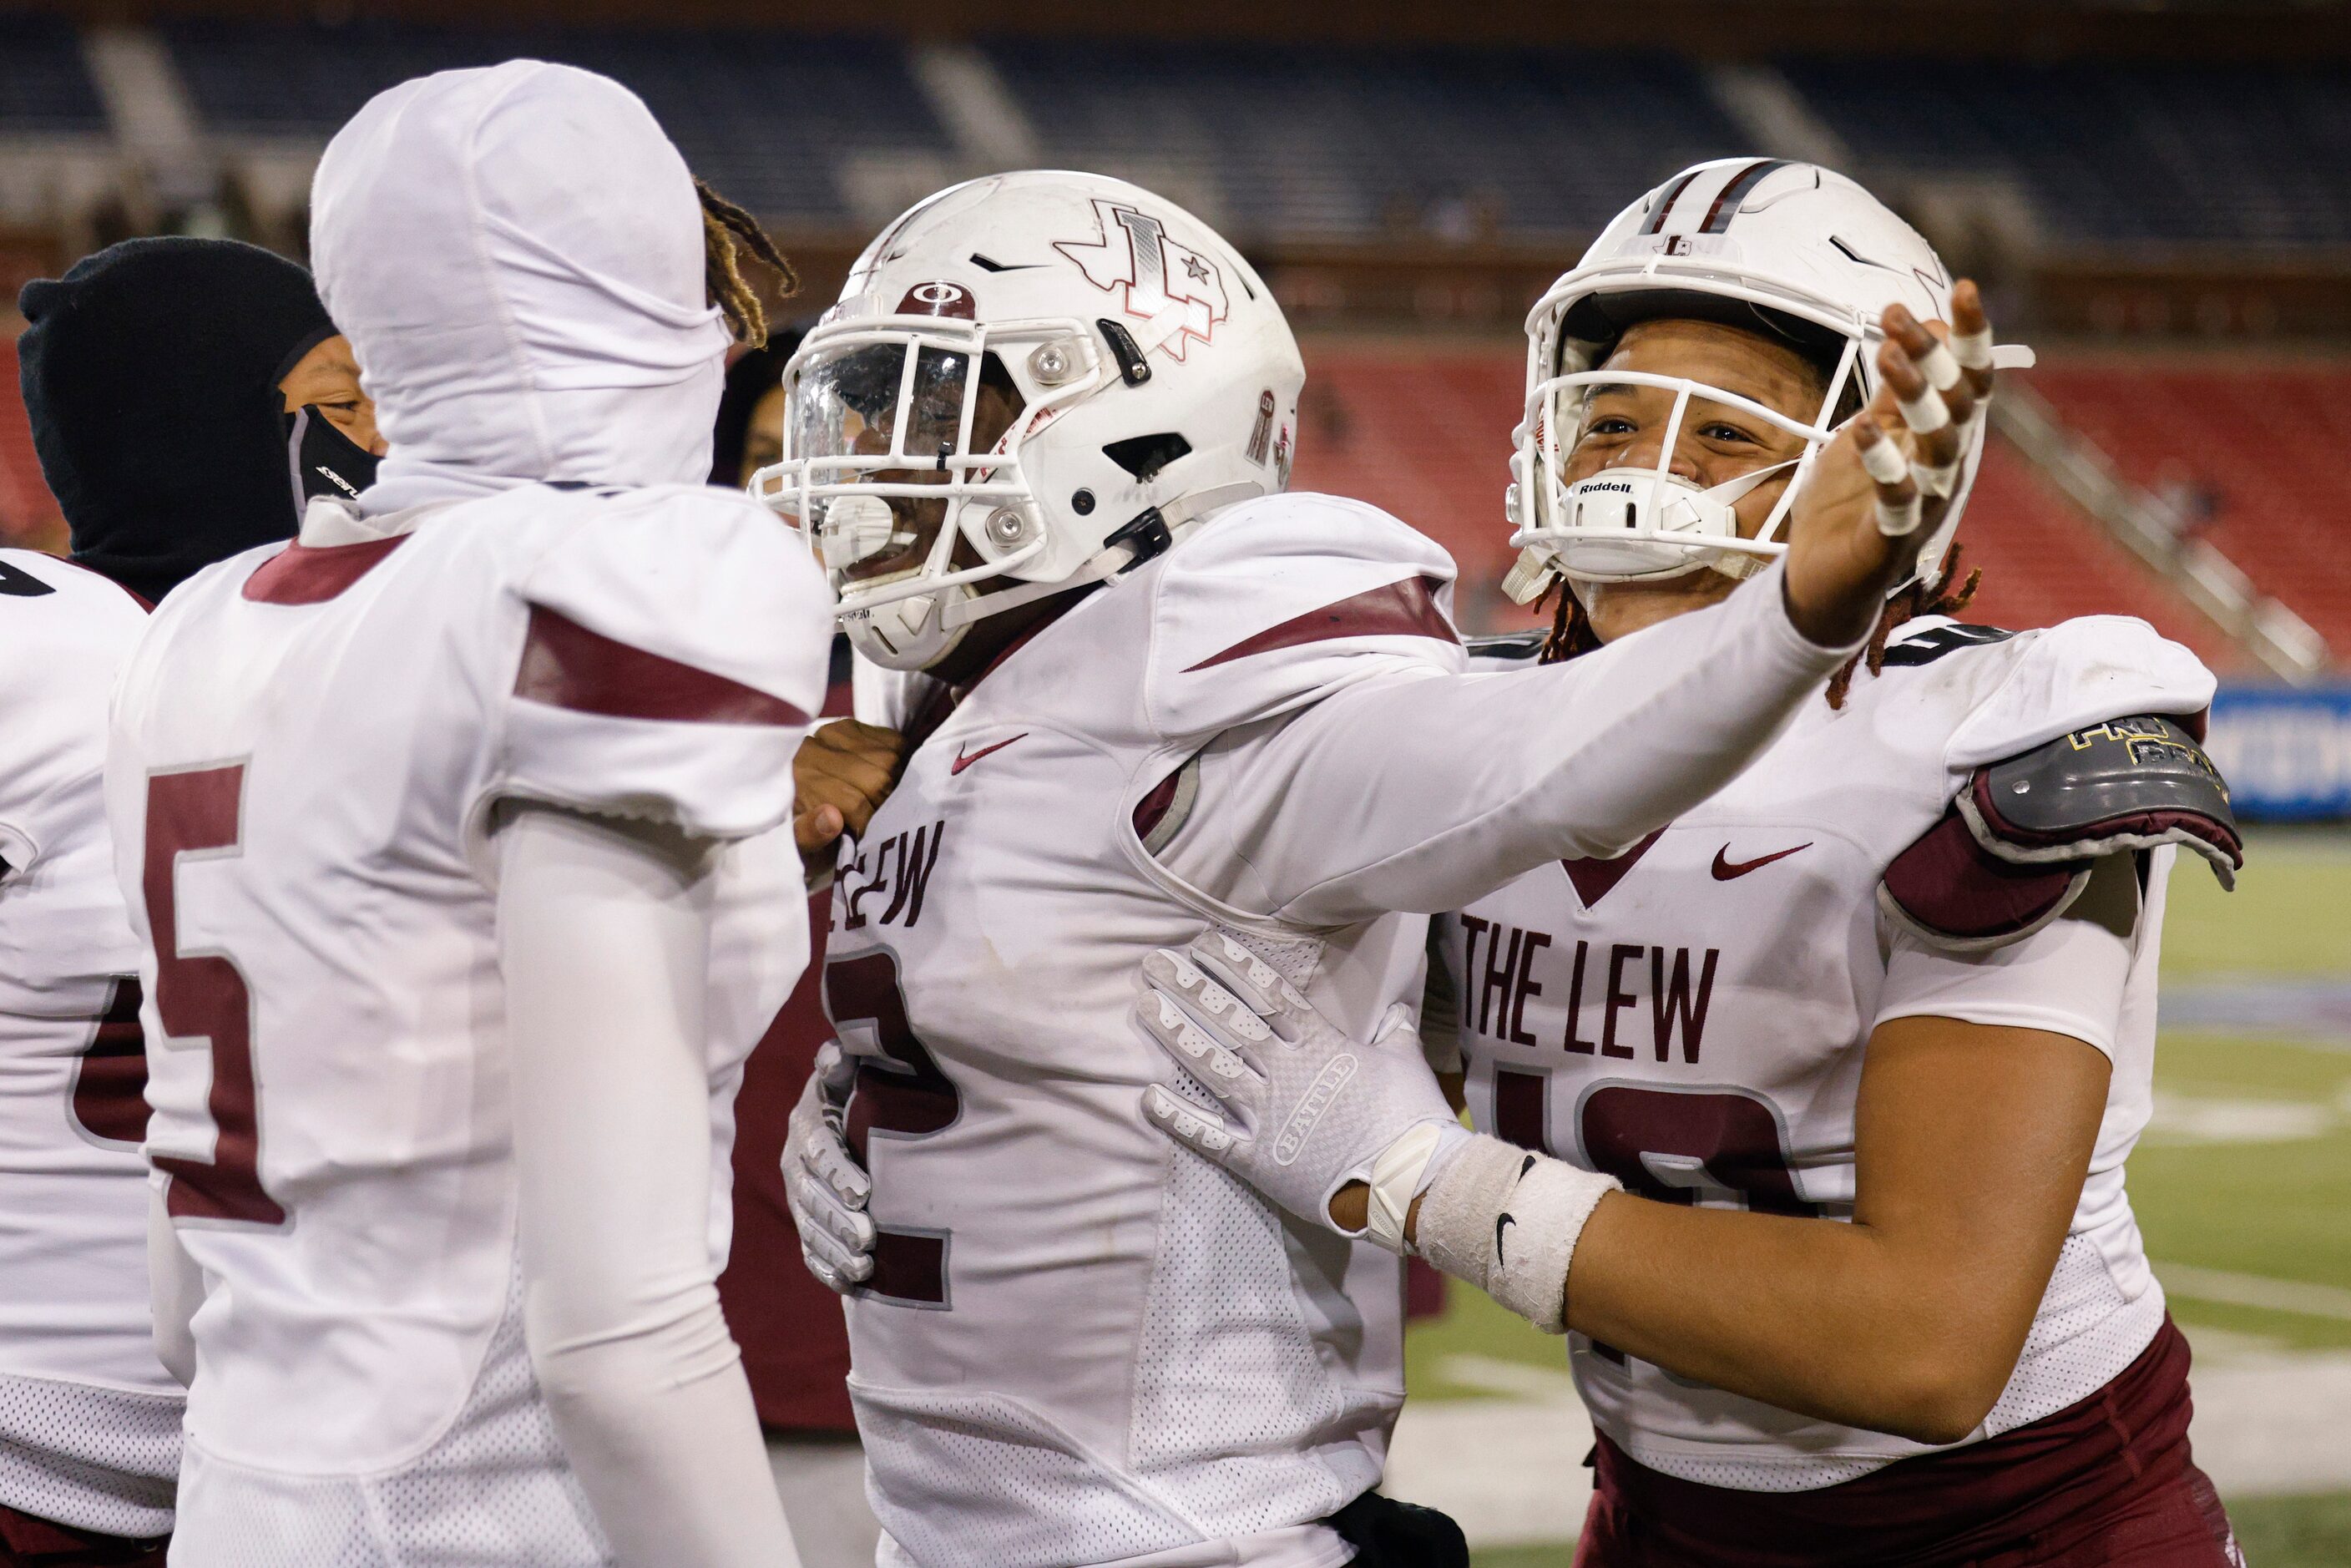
[1881,715,2243,950]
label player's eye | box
[1696,419,1759,446]
[1583,415,1638,438]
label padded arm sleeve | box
[1175,561,1863,926]
[496,493,832,841]
[496,806,800,1568]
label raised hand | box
[1782,280,2000,647]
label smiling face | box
[1559,317,1830,642]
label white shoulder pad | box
[0,550,145,882]
[1946,615,2215,773]
[1142,492,1464,744]
[497,487,835,840]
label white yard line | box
[2157,1261,2351,1321]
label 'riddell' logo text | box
[1577,481,1635,495]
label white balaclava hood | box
[310,60,732,513]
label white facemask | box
[1539,459,1797,584]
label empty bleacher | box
[982,40,1743,241]
[1786,59,2351,250]
[0,13,108,134]
[2023,359,2351,658]
[164,21,953,226]
[1289,341,2237,665]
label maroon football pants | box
[1571,1316,2244,1568]
[0,1505,165,1568]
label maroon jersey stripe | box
[242,534,408,604]
[1184,574,1458,672]
[513,604,810,726]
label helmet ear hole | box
[1101,432,1193,483]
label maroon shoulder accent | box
[1184,575,1458,672]
[513,604,810,726]
[242,535,407,604]
[1883,807,2080,942]
[1562,830,1665,908]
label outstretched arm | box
[496,804,800,1568]
[1167,296,1981,928]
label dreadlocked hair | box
[1823,541,1983,710]
[1533,572,1603,665]
[697,179,798,349]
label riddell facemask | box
[1503,358,1850,598]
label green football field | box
[1397,827,2351,1566]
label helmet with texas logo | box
[755,170,1303,670]
[1502,159,2033,604]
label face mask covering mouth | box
[1540,458,1797,584]
[286,405,382,512]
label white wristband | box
[1413,1134,1619,1334]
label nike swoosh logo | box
[949,733,1028,776]
[1711,842,1812,881]
[1494,1155,1538,1267]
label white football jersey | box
[104,490,830,1565]
[0,549,180,1538]
[1438,614,2217,1493]
[831,491,1859,1568]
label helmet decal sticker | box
[1246,389,1276,466]
[897,281,977,319]
[1054,199,1230,361]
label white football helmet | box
[753,170,1303,670]
[1504,159,2032,604]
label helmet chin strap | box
[936,480,1264,630]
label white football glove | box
[784,1041,874,1292]
[1133,931,1467,1250]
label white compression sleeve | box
[147,1186,202,1387]
[495,806,800,1568]
[1166,561,1863,927]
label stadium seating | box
[983,40,1742,240]
[0,13,108,134]
[1289,344,2238,667]
[163,21,953,225]
[0,339,61,549]
[1785,59,2351,249]
[2024,361,2351,657]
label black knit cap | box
[18,237,335,603]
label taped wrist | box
[1363,1120,1472,1253]
[1413,1133,1620,1335]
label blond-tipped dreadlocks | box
[1531,541,1984,711]
[697,179,798,349]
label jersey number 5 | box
[144,765,285,1227]
[825,951,958,1308]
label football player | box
[1130,163,2246,1567]
[771,169,1964,1568]
[105,63,829,1567]
[0,235,378,1568]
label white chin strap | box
[839,481,1264,672]
[1514,460,1794,593]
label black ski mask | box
[18,237,364,604]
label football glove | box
[1133,930,1466,1249]
[784,1041,875,1292]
